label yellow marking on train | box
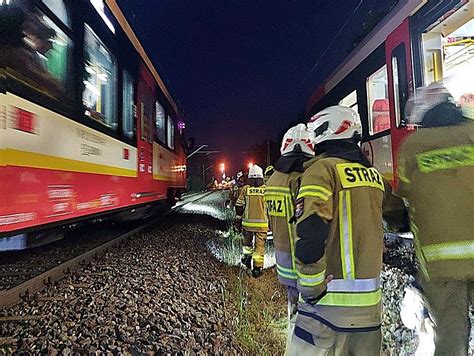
[2,149,137,177]
[153,173,176,182]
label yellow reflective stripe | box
[242,221,268,228]
[298,185,332,200]
[265,186,291,193]
[318,289,382,307]
[277,270,298,280]
[297,270,326,287]
[276,264,295,273]
[415,144,474,173]
[286,195,297,271]
[300,185,332,196]
[339,190,355,279]
[277,264,297,279]
[253,255,264,262]
[422,240,474,261]
[265,192,289,198]
[242,246,254,255]
[297,191,331,201]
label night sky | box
[117,0,394,172]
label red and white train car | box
[0,0,187,249]
[307,0,473,184]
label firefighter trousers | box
[288,315,381,356]
[242,230,266,268]
[421,278,474,356]
[285,287,298,356]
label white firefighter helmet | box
[248,164,264,179]
[280,123,315,156]
[307,105,362,146]
[405,81,455,125]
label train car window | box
[155,101,166,143]
[391,44,408,127]
[339,90,359,113]
[366,65,390,135]
[83,24,117,130]
[42,0,70,28]
[122,70,134,138]
[422,5,474,119]
[2,3,73,98]
[167,115,175,150]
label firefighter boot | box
[241,255,252,269]
[252,267,263,278]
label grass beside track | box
[218,228,287,355]
[226,266,287,355]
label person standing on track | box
[289,105,404,355]
[235,164,268,278]
[397,82,474,356]
[265,123,315,352]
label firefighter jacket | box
[265,170,302,288]
[397,121,474,280]
[295,153,388,331]
[236,184,268,232]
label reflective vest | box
[265,171,301,288]
[397,121,474,280]
[296,156,387,330]
[236,185,268,232]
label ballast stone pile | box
[381,241,418,355]
[0,223,241,355]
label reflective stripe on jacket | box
[265,172,301,288]
[296,156,386,330]
[397,122,474,279]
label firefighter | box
[235,164,268,278]
[289,105,395,355]
[397,83,474,356]
[265,124,315,352]
[230,171,245,207]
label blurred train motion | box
[306,0,474,185]
[0,0,187,249]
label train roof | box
[106,0,178,113]
[306,0,426,113]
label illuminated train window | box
[122,70,134,138]
[155,101,166,143]
[366,65,390,135]
[42,0,71,28]
[167,115,175,150]
[82,24,117,129]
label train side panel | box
[0,92,184,235]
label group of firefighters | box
[231,83,473,356]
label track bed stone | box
[0,222,242,355]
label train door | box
[385,18,414,186]
[136,70,155,195]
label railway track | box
[0,190,224,310]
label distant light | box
[248,162,254,169]
[0,0,12,5]
[178,121,186,130]
[219,163,225,172]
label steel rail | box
[0,191,219,310]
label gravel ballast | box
[0,221,242,354]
